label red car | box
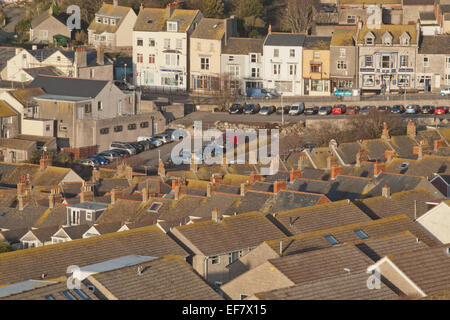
[346,106,360,115]
[435,106,448,115]
[332,104,347,114]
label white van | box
[440,87,450,96]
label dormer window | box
[96,16,102,24]
[111,19,116,26]
[103,18,109,24]
[167,21,178,32]
[382,32,393,46]
[400,32,411,45]
[364,32,375,45]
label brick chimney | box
[142,187,149,203]
[92,168,100,183]
[111,187,121,205]
[207,182,212,198]
[434,139,445,151]
[49,193,55,209]
[174,185,180,200]
[330,166,343,180]
[212,208,221,223]
[17,182,24,196]
[290,168,302,182]
[113,0,118,8]
[190,153,198,173]
[96,45,104,66]
[355,150,362,167]
[382,184,391,198]
[250,171,262,184]
[273,181,286,194]
[407,121,416,137]
[381,122,390,140]
[40,155,52,171]
[166,2,179,18]
[374,161,386,177]
[74,47,87,68]
[80,182,94,203]
[18,194,24,211]
[210,174,223,184]
[240,183,246,196]
[158,159,165,177]
[385,150,396,163]
[125,166,133,182]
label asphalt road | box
[0,7,23,44]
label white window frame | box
[86,211,93,221]
[337,60,347,70]
[211,256,220,265]
[423,57,429,67]
[167,21,178,32]
[339,48,346,57]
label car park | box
[405,105,421,114]
[376,105,391,113]
[304,106,319,115]
[87,155,109,166]
[110,148,129,157]
[360,105,375,115]
[391,105,405,114]
[318,105,332,116]
[247,88,279,99]
[109,142,136,155]
[332,104,346,114]
[98,150,122,161]
[128,142,144,153]
[421,105,435,114]
[276,105,290,114]
[243,103,261,114]
[259,105,276,115]
[153,133,171,144]
[346,105,360,115]
[289,103,305,115]
[136,140,152,151]
[229,104,244,114]
[435,106,448,115]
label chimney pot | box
[330,166,343,180]
[382,184,391,198]
[207,183,212,198]
[18,194,24,211]
[212,208,221,223]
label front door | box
[435,74,440,89]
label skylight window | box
[354,229,368,239]
[399,162,409,169]
[73,289,89,300]
[62,290,77,300]
[149,202,163,212]
[45,295,55,300]
[147,19,153,24]
[325,235,339,245]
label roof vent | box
[137,266,144,275]
[41,273,47,279]
[147,19,153,24]
[213,23,219,28]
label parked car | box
[163,129,178,142]
[405,105,421,114]
[259,105,276,115]
[439,87,450,96]
[318,105,332,116]
[421,105,435,114]
[153,133,171,144]
[243,103,261,114]
[376,105,391,113]
[229,103,243,114]
[360,105,375,115]
[128,142,144,153]
[136,140,151,151]
[346,105,360,115]
[334,89,353,97]
[332,104,347,114]
[434,106,448,115]
[80,159,99,167]
[391,105,405,114]
[87,155,109,166]
[109,142,136,155]
[247,88,279,99]
[304,106,319,115]
[276,105,290,114]
[98,150,122,161]
[289,103,305,115]
[110,149,129,157]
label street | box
[0,7,23,44]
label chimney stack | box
[385,150,396,163]
[330,166,343,180]
[373,161,386,177]
[92,167,100,183]
[273,181,286,194]
[40,155,52,171]
[297,154,309,171]
[212,208,221,223]
[382,184,391,198]
[240,183,246,196]
[142,187,149,203]
[250,171,262,184]
[17,182,24,196]
[111,187,120,205]
[18,194,24,211]
[166,2,179,18]
[207,182,212,198]
[113,0,118,8]
[190,153,198,173]
[174,185,180,200]
[290,169,302,182]
[49,193,55,209]
[434,139,445,151]
[125,166,133,182]
[97,45,104,66]
[74,47,87,68]
[407,121,416,137]
[417,145,423,161]
[158,159,166,178]
[381,122,390,140]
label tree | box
[202,0,225,18]
[0,242,13,253]
[282,0,315,33]
[234,0,263,19]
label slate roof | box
[0,281,98,300]
[191,18,225,40]
[0,225,188,286]
[303,36,331,50]
[0,47,18,72]
[388,245,450,296]
[222,38,264,55]
[364,173,427,197]
[390,135,418,158]
[90,222,123,235]
[90,255,223,300]
[362,139,392,161]
[264,33,306,47]
[0,206,49,230]
[0,227,28,244]
[0,100,18,117]
[356,189,438,220]
[95,199,144,224]
[0,138,35,150]
[133,8,199,33]
[88,3,133,34]
[403,0,434,5]
[336,142,362,165]
[268,244,373,285]
[173,212,286,256]
[386,156,449,179]
[24,225,60,243]
[274,200,371,235]
[254,270,399,300]
[30,9,68,29]
[330,30,355,47]
[60,224,90,240]
[287,178,330,194]
[28,75,109,99]
[265,190,328,214]
[223,191,273,215]
[23,66,62,79]
[357,25,418,45]
[327,175,371,201]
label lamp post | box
[124,63,127,83]
[281,93,284,126]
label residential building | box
[356,23,419,93]
[330,29,358,90]
[190,17,238,92]
[337,0,403,25]
[302,36,332,96]
[29,7,71,45]
[88,0,138,48]
[0,138,36,162]
[402,0,437,25]
[133,3,201,91]
[221,38,264,94]
[19,226,59,248]
[430,174,450,198]
[263,32,305,96]
[417,36,450,92]
[416,201,450,244]
[50,224,90,244]
[66,202,109,227]
[0,100,19,138]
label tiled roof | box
[340,0,400,4]
[0,281,98,300]
[0,206,49,230]
[287,178,330,194]
[10,88,46,106]
[133,8,199,33]
[0,138,35,150]
[265,190,328,214]
[30,9,68,29]
[264,33,306,47]
[268,245,373,285]
[173,212,286,256]
[88,3,133,34]
[254,270,399,300]
[191,18,225,40]
[265,215,438,256]
[96,199,143,224]
[386,156,449,179]
[303,36,331,50]
[336,142,362,165]
[222,38,264,55]
[362,139,392,161]
[0,47,18,72]
[223,191,272,215]
[274,200,371,235]
[388,245,450,295]
[91,221,122,235]
[0,100,18,117]
[330,30,355,47]
[26,225,60,243]
[60,224,90,240]
[357,25,418,45]
[90,255,223,300]
[0,227,28,244]
[327,175,371,201]
[364,173,428,197]
[356,189,438,220]
[0,225,188,286]
[23,66,62,79]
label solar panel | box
[62,290,77,300]
[73,289,89,300]
[354,229,369,239]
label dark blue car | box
[88,155,110,166]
